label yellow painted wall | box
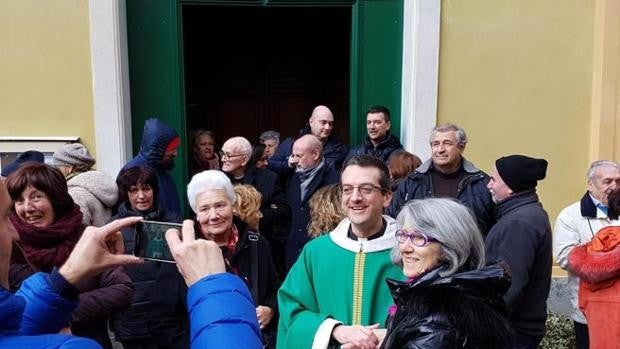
[438,0,595,222]
[0,0,95,153]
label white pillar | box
[88,0,132,177]
[401,0,441,161]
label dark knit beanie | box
[53,143,96,169]
[1,150,45,177]
[495,155,548,193]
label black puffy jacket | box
[110,202,180,342]
[347,132,403,164]
[387,158,496,236]
[381,263,514,349]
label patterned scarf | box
[10,204,84,272]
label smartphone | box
[134,220,182,263]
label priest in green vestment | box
[277,155,404,349]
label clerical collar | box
[347,218,387,241]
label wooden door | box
[182,6,351,145]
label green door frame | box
[125,0,403,214]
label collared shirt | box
[589,194,609,216]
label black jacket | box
[485,190,552,338]
[387,159,496,236]
[149,219,281,349]
[239,166,291,244]
[381,264,514,349]
[110,202,180,342]
[284,162,340,269]
[348,132,403,164]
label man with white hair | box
[554,160,620,349]
[284,134,339,269]
[221,136,290,272]
[268,105,348,179]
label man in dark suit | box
[285,134,340,269]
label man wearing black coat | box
[485,154,552,349]
[285,134,340,269]
[348,105,403,164]
[221,136,290,272]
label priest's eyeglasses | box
[341,184,385,196]
[395,229,440,247]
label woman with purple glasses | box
[379,198,514,349]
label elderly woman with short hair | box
[150,170,280,348]
[380,198,513,349]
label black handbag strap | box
[248,231,259,304]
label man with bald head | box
[220,136,290,272]
[285,134,340,269]
[268,105,348,181]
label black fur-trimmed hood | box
[382,263,514,349]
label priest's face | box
[341,165,391,237]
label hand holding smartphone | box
[134,220,182,263]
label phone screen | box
[134,220,182,263]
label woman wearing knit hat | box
[53,143,96,179]
[53,143,118,227]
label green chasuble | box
[277,216,404,349]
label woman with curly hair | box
[307,183,345,238]
[233,184,263,231]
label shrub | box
[539,312,575,349]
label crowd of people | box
[1,104,619,349]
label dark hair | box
[608,188,620,220]
[249,143,266,168]
[387,150,422,181]
[342,154,391,191]
[116,166,159,204]
[366,105,391,122]
[5,162,74,220]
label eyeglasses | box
[341,184,386,196]
[395,229,440,247]
[289,153,306,160]
[222,152,245,160]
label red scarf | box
[10,204,84,272]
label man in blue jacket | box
[119,118,182,216]
[0,179,261,348]
[387,123,495,236]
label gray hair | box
[587,160,620,182]
[187,170,236,213]
[259,130,280,144]
[429,123,468,147]
[391,198,485,276]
